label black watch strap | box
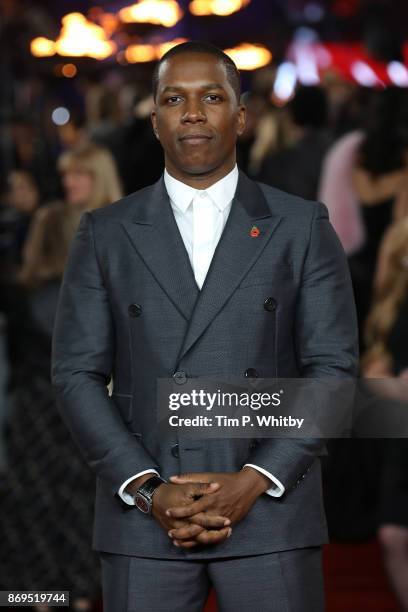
[139,475,166,498]
[134,475,166,514]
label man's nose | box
[181,100,206,123]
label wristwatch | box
[134,475,167,514]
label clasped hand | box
[152,469,269,549]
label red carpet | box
[323,540,399,612]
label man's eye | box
[205,94,222,102]
[167,96,182,104]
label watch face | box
[135,493,150,514]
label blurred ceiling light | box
[119,1,183,27]
[31,13,116,60]
[125,44,157,63]
[55,13,116,59]
[61,63,77,78]
[290,28,320,85]
[223,43,272,70]
[351,61,384,87]
[273,62,297,103]
[51,107,70,126]
[31,37,56,57]
[124,38,188,62]
[387,61,408,87]
[294,49,320,85]
[189,0,250,17]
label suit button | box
[128,303,142,317]
[171,444,179,458]
[245,368,259,378]
[264,297,276,312]
[173,371,187,385]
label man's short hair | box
[152,41,241,102]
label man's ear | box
[237,104,246,137]
[151,109,160,141]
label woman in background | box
[319,87,408,349]
[348,87,408,346]
[20,143,122,294]
[0,143,122,611]
[362,218,408,611]
[19,143,122,338]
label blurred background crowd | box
[1,0,408,610]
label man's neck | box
[165,161,237,190]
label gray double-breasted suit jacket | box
[51,170,358,560]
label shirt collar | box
[164,165,239,214]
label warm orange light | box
[55,13,116,59]
[30,37,56,57]
[189,0,250,17]
[124,38,188,63]
[119,1,183,27]
[125,44,157,63]
[61,63,77,77]
[31,13,117,60]
[224,43,272,70]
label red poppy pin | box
[249,225,260,238]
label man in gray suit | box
[52,42,358,611]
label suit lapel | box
[121,177,199,322]
[177,171,282,362]
[121,172,282,362]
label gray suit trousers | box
[100,547,324,612]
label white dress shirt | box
[118,165,285,504]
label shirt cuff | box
[118,470,160,505]
[243,464,285,498]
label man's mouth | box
[179,134,212,145]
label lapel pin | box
[249,225,260,238]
